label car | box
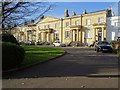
[53,41,66,47]
[95,41,113,53]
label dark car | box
[95,41,113,53]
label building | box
[12,7,114,46]
[106,16,120,41]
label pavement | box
[2,47,119,88]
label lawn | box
[22,46,65,66]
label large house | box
[12,7,114,46]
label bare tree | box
[0,1,53,30]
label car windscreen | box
[98,41,109,45]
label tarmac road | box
[2,47,119,88]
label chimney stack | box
[83,9,87,14]
[64,9,69,17]
[40,15,44,20]
[72,11,76,16]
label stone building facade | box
[12,8,114,46]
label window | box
[47,25,50,28]
[98,17,104,24]
[75,20,79,26]
[86,19,91,25]
[65,31,70,38]
[85,29,91,38]
[54,31,59,40]
[44,25,46,29]
[66,22,69,27]
[38,26,40,31]
[55,23,59,28]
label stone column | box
[73,30,75,41]
[102,27,104,41]
[77,29,79,41]
[94,28,96,41]
[70,30,73,41]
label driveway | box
[2,47,119,88]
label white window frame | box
[65,30,70,38]
[66,22,69,27]
[85,29,91,38]
[75,20,79,26]
[86,19,91,25]
[47,25,50,28]
[98,17,104,24]
[44,25,46,29]
[54,31,59,40]
[55,23,59,28]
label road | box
[2,47,119,88]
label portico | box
[70,25,82,42]
[93,23,106,41]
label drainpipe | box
[61,18,63,43]
[81,14,83,44]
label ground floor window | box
[54,31,59,40]
[65,30,70,38]
[111,32,115,40]
[85,29,91,38]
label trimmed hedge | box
[2,42,25,70]
[1,33,19,45]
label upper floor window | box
[55,23,59,28]
[47,25,50,28]
[98,17,104,24]
[86,19,91,25]
[65,22,69,27]
[75,20,79,26]
[38,26,40,31]
[44,25,46,29]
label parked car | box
[53,41,66,47]
[95,41,113,52]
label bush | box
[1,33,19,45]
[109,40,119,49]
[2,42,25,70]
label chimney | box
[107,7,112,17]
[72,11,76,16]
[64,9,69,17]
[83,9,87,14]
[40,15,44,20]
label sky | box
[44,2,119,18]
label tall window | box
[38,26,40,31]
[65,30,70,38]
[85,29,91,38]
[55,23,59,28]
[54,31,59,40]
[44,25,46,29]
[86,19,91,25]
[75,20,79,26]
[66,22,69,27]
[47,25,50,28]
[98,17,103,24]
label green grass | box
[22,46,65,65]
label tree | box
[0,1,53,30]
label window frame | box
[86,19,91,25]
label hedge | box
[2,42,25,70]
[1,33,19,45]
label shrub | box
[109,40,119,49]
[2,42,25,70]
[1,33,19,45]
